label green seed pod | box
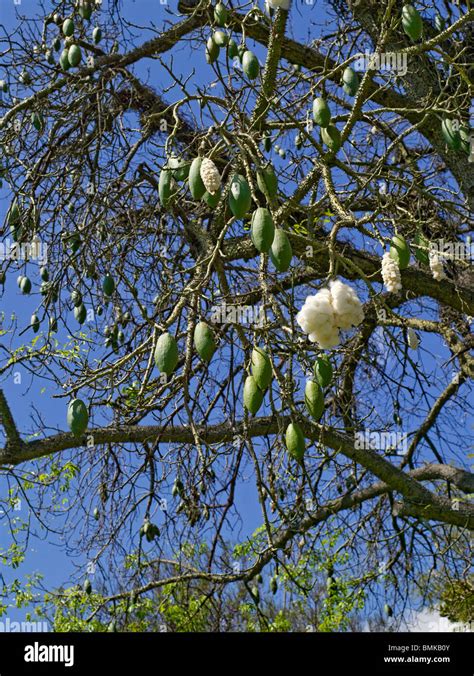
[251,346,272,391]
[243,375,264,415]
[31,314,40,333]
[8,199,21,229]
[206,36,220,64]
[304,380,324,421]
[227,38,239,59]
[312,97,331,127]
[237,43,246,61]
[19,69,31,85]
[78,1,93,20]
[194,321,217,362]
[342,67,359,96]
[269,228,292,272]
[389,234,410,270]
[74,303,87,325]
[154,332,179,376]
[62,18,75,37]
[158,166,174,207]
[188,157,206,199]
[40,281,50,296]
[402,4,423,41]
[229,174,251,219]
[213,30,228,47]
[285,422,305,462]
[20,276,32,294]
[321,124,341,152]
[202,188,221,208]
[102,274,115,296]
[67,44,82,67]
[168,155,190,181]
[250,207,275,253]
[413,233,430,265]
[242,50,259,79]
[214,2,229,26]
[60,48,71,70]
[256,164,278,199]
[84,578,92,595]
[67,398,89,436]
[314,355,333,388]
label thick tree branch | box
[2,416,472,529]
[0,390,23,455]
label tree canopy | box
[0,0,472,631]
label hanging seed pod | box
[304,380,324,421]
[314,355,333,387]
[242,50,259,79]
[251,347,272,391]
[285,422,305,462]
[205,36,219,64]
[214,2,229,26]
[342,67,359,96]
[243,376,264,415]
[312,97,331,127]
[154,332,179,376]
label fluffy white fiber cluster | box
[296,280,364,349]
[429,251,446,281]
[381,252,402,293]
[200,158,221,195]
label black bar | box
[0,631,471,675]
